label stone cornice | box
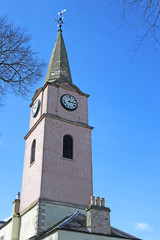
[24,113,93,140]
[39,198,87,209]
[20,197,86,217]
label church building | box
[0,13,142,240]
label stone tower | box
[19,27,93,236]
[0,15,142,240]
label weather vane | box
[56,9,66,31]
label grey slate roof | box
[0,221,6,227]
[44,30,72,84]
[31,211,142,240]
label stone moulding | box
[24,113,93,140]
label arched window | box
[63,135,73,159]
[30,139,36,164]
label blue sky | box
[0,1,160,240]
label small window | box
[30,139,36,164]
[63,135,73,159]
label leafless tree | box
[0,16,46,105]
[112,0,160,52]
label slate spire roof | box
[44,30,72,84]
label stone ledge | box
[24,113,93,140]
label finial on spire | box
[56,9,66,32]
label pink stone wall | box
[47,85,89,124]
[40,117,93,206]
[20,83,93,212]
[39,84,92,206]
[29,84,88,130]
[20,119,45,213]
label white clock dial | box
[32,99,40,117]
[60,94,78,111]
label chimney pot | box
[101,198,105,207]
[96,197,100,206]
[16,192,20,200]
[91,196,95,205]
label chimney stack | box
[12,192,20,216]
[86,196,111,235]
[11,192,21,240]
[96,197,100,206]
[90,196,95,205]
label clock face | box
[60,94,78,111]
[32,99,40,118]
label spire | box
[44,11,72,84]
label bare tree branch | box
[0,15,46,105]
[111,0,160,52]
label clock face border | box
[32,99,40,118]
[60,94,78,111]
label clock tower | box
[0,12,142,240]
[19,17,93,236]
